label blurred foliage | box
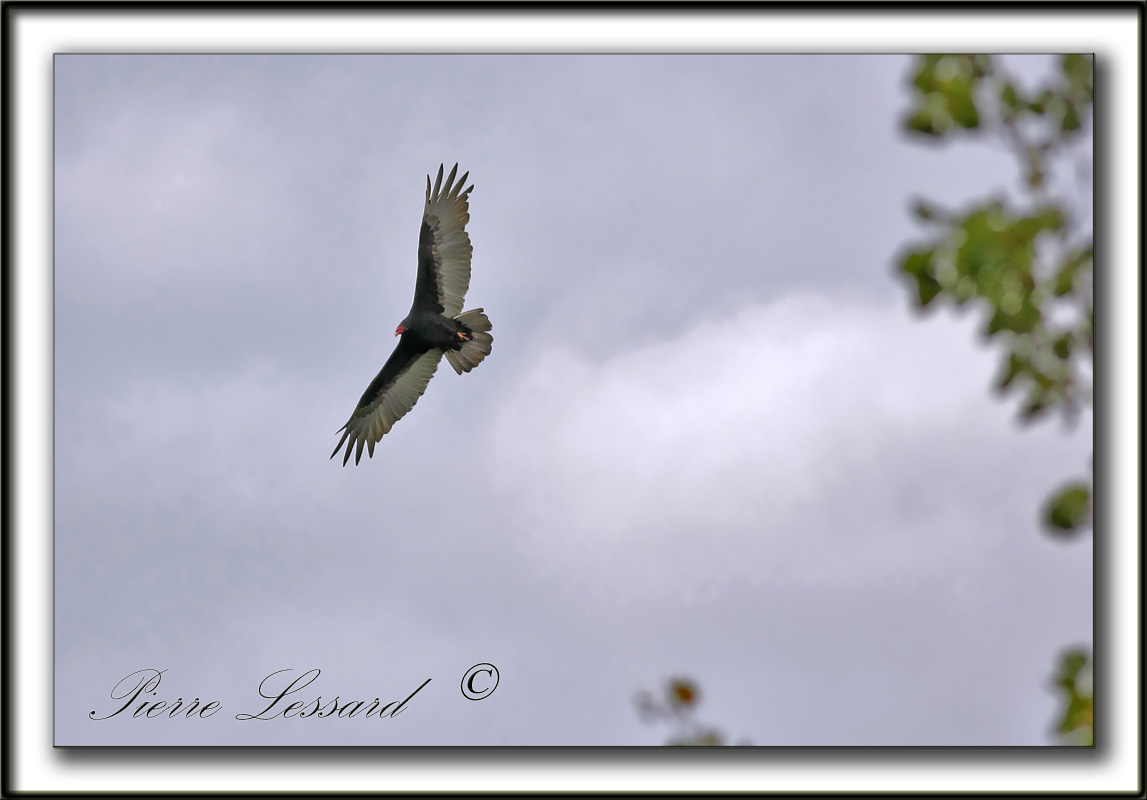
[898,54,1094,746]
[635,677,743,746]
[1044,479,1092,535]
[899,54,1093,452]
[1052,647,1094,745]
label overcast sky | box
[53,54,1092,746]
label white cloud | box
[488,294,1082,600]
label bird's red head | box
[394,324,406,337]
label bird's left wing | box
[331,339,443,465]
[411,163,474,318]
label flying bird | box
[331,163,493,465]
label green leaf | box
[899,247,935,279]
[904,57,987,138]
[1011,301,1042,333]
[1061,54,1085,82]
[1054,248,1092,296]
[1010,208,1065,241]
[985,309,1005,336]
[899,247,944,307]
[1030,366,1057,391]
[915,273,942,306]
[996,352,1026,390]
[1052,648,1093,745]
[911,55,944,93]
[1053,269,1075,296]
[1062,101,1081,132]
[1055,650,1088,686]
[1000,81,1020,109]
[1061,54,1093,102]
[905,108,944,136]
[1044,483,1091,533]
[953,274,977,304]
[970,54,994,78]
[1052,334,1073,360]
[1020,390,1054,422]
[1028,90,1052,115]
[946,80,981,129]
[953,211,999,279]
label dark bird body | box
[331,164,493,465]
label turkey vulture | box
[331,163,493,465]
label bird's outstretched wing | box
[330,338,443,465]
[411,163,474,318]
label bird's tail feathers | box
[445,308,493,375]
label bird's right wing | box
[411,163,474,318]
[331,339,443,465]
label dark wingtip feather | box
[431,164,444,200]
[331,426,350,461]
[449,170,470,199]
